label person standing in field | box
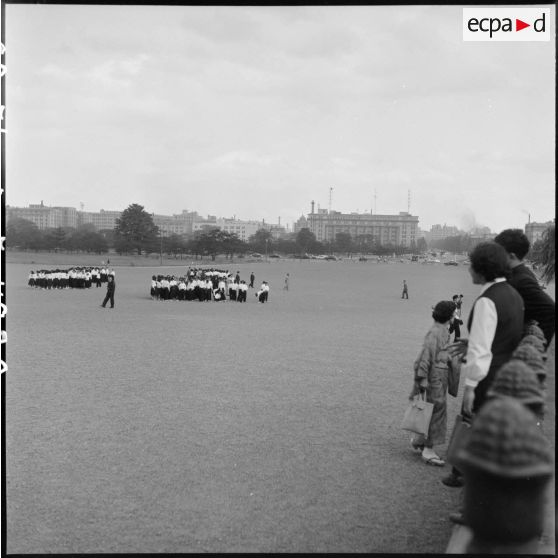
[249,272,255,288]
[256,281,269,303]
[284,273,290,291]
[409,300,460,467]
[449,294,463,341]
[401,280,409,299]
[101,275,115,309]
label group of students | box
[409,229,555,552]
[149,268,270,303]
[27,267,115,290]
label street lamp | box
[265,238,269,261]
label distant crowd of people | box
[28,267,115,289]
[149,268,270,303]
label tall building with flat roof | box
[7,203,78,229]
[306,204,419,248]
[80,209,122,230]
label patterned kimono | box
[410,322,455,446]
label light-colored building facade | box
[6,203,79,229]
[525,221,553,245]
[429,224,462,243]
[306,202,419,248]
[293,215,309,234]
[153,210,199,237]
[79,209,122,230]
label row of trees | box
[6,218,109,253]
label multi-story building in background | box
[6,202,79,229]
[79,209,122,230]
[153,210,199,237]
[525,221,553,244]
[305,201,419,248]
[429,224,462,243]
[293,215,308,234]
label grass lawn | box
[5,258,555,553]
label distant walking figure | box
[249,272,255,288]
[101,275,115,308]
[284,273,290,291]
[402,280,409,299]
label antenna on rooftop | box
[329,187,333,213]
[374,189,377,215]
[80,202,84,212]
[407,190,411,213]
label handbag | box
[447,360,461,398]
[446,414,472,466]
[401,393,434,436]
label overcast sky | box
[5,4,555,232]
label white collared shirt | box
[463,278,506,389]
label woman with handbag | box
[409,300,460,466]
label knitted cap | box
[432,300,456,323]
[455,398,553,478]
[487,360,545,406]
[523,321,547,346]
[519,335,547,354]
[512,344,546,377]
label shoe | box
[449,511,466,525]
[422,455,445,467]
[410,439,424,452]
[442,472,464,487]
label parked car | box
[268,254,280,259]
[324,255,337,261]
[251,252,262,258]
[444,261,459,266]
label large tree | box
[114,204,158,255]
[295,227,316,255]
[535,224,555,284]
[249,228,273,253]
[6,218,42,250]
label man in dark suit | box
[101,275,116,309]
[494,229,555,347]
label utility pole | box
[329,187,333,213]
[407,189,411,213]
[159,226,163,266]
[374,189,377,215]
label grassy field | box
[5,258,555,553]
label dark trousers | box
[102,293,114,308]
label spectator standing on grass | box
[249,272,255,288]
[409,300,460,467]
[443,241,524,494]
[494,228,555,347]
[284,273,290,291]
[449,294,463,341]
[401,280,409,299]
[101,275,116,309]
[256,281,269,303]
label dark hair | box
[469,242,510,281]
[494,229,530,260]
[432,300,456,323]
[452,295,458,301]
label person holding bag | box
[409,300,460,467]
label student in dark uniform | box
[401,280,409,299]
[249,272,255,288]
[101,275,115,308]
